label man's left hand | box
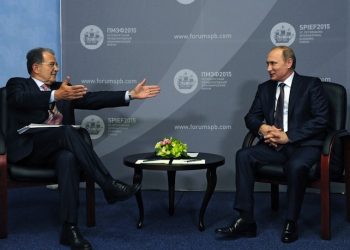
[264,126,289,147]
[129,79,160,99]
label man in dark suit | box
[215,46,329,243]
[6,47,160,249]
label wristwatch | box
[128,90,134,100]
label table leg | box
[167,170,176,216]
[198,167,217,231]
[133,168,144,229]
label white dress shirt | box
[275,72,294,132]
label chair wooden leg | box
[85,176,96,227]
[343,135,350,222]
[0,155,8,238]
[271,184,279,211]
[320,188,330,239]
[320,154,330,240]
[346,171,350,222]
[320,189,330,239]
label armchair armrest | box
[242,131,258,148]
[322,129,349,156]
[319,129,350,182]
[243,129,350,156]
[0,130,5,155]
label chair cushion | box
[8,164,56,182]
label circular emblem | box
[80,25,104,50]
[177,0,195,4]
[81,115,105,139]
[174,69,198,94]
[270,22,296,46]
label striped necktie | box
[41,84,63,125]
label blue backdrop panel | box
[0,0,61,85]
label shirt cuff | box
[125,90,133,102]
[50,90,56,103]
[125,90,131,102]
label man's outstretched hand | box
[55,77,160,101]
[55,77,88,101]
[129,79,160,99]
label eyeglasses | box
[40,62,59,68]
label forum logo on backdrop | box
[174,69,198,94]
[270,22,296,46]
[80,25,104,50]
[81,115,105,139]
[177,0,195,5]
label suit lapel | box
[288,73,303,119]
[27,77,41,92]
[267,80,278,123]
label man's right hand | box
[54,77,87,101]
[262,125,289,147]
[258,124,273,137]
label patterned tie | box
[274,82,285,130]
[41,84,63,125]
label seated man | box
[215,46,329,243]
[6,47,160,249]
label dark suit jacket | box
[244,72,329,147]
[6,77,129,162]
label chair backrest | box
[322,82,347,178]
[0,87,6,155]
[0,86,56,181]
[322,82,347,131]
[0,87,6,137]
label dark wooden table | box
[123,152,225,231]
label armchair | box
[242,81,350,240]
[0,86,96,238]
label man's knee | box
[236,147,253,164]
[56,149,75,162]
[58,126,92,147]
[78,128,92,146]
[59,125,81,137]
[236,148,249,160]
[285,160,309,177]
[235,148,254,172]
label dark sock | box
[64,221,77,226]
[240,211,255,223]
[101,176,115,192]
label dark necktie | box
[41,84,63,125]
[274,82,285,131]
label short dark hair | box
[26,47,55,74]
[272,46,296,70]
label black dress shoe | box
[215,218,257,238]
[281,220,298,243]
[104,180,141,204]
[60,223,92,250]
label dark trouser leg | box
[234,143,287,219]
[24,126,113,189]
[284,146,321,221]
[55,150,80,224]
[19,127,115,222]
